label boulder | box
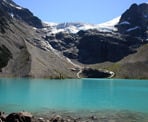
[0,111,6,121]
[50,115,63,122]
[6,112,32,122]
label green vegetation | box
[106,63,121,73]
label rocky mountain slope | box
[0,0,148,78]
[0,0,76,78]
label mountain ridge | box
[0,0,43,28]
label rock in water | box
[50,115,63,122]
[6,112,32,122]
[0,111,6,121]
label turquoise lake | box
[0,78,148,114]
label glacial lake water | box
[0,78,148,114]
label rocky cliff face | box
[45,29,145,64]
[116,3,148,37]
[0,0,43,28]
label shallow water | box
[0,78,148,115]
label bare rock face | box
[0,8,11,33]
[0,0,43,28]
[0,8,12,70]
[77,32,136,64]
[46,29,144,64]
[0,45,12,71]
[116,3,148,37]
[82,68,111,78]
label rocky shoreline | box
[1,110,148,122]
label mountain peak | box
[2,0,22,9]
[0,0,43,28]
[116,2,148,37]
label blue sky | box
[13,0,147,24]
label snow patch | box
[97,16,120,28]
[118,21,130,25]
[3,0,22,10]
[96,16,120,32]
[43,21,58,27]
[9,3,22,10]
[33,27,37,30]
[66,58,81,68]
[144,14,148,18]
[9,12,14,18]
[126,26,140,32]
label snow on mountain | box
[97,16,120,27]
[43,17,120,34]
[126,26,140,32]
[118,21,130,25]
[43,21,58,27]
[9,3,22,9]
[43,22,95,34]
[2,0,23,10]
[96,16,120,32]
